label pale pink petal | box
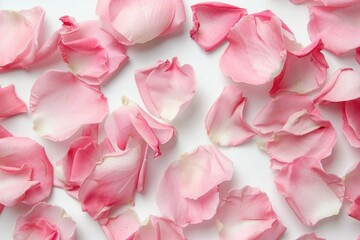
[30,70,108,141]
[348,196,360,221]
[267,111,336,167]
[219,12,287,84]
[270,39,328,95]
[14,202,76,240]
[291,0,358,6]
[101,209,140,240]
[296,232,325,240]
[0,137,53,206]
[157,145,233,226]
[216,186,286,240]
[0,85,27,118]
[344,161,360,202]
[135,57,196,122]
[253,92,316,134]
[308,4,360,55]
[274,157,344,226]
[342,99,360,148]
[315,68,360,104]
[189,2,247,51]
[205,86,254,146]
[96,0,185,45]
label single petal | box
[348,196,360,221]
[30,70,108,141]
[296,232,326,240]
[270,39,328,95]
[135,57,196,122]
[0,125,12,139]
[14,202,76,240]
[344,161,360,202]
[0,85,27,118]
[216,186,286,240]
[308,4,360,55]
[342,99,360,148]
[205,86,254,146]
[189,3,247,51]
[219,12,287,84]
[356,48,360,65]
[274,157,344,226]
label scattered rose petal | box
[14,202,76,240]
[0,125,12,138]
[356,48,360,64]
[308,4,360,55]
[135,57,196,122]
[205,86,254,146]
[348,196,360,221]
[291,0,358,6]
[296,232,325,240]
[342,99,360,148]
[157,145,233,226]
[270,39,328,95]
[58,16,128,86]
[189,2,247,51]
[30,70,108,141]
[219,11,288,84]
[0,84,27,118]
[274,157,344,226]
[344,161,360,203]
[216,186,286,240]
[96,0,185,45]
[0,136,53,207]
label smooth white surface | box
[0,0,359,239]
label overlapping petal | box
[274,157,344,226]
[344,161,360,203]
[157,145,233,226]
[216,186,286,240]
[189,2,247,51]
[205,86,254,146]
[342,99,360,148]
[30,70,108,141]
[296,232,325,240]
[135,57,196,122]
[348,196,360,221]
[0,85,27,118]
[14,202,76,240]
[96,0,185,45]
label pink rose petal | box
[0,125,12,139]
[296,232,325,240]
[356,48,360,64]
[96,0,185,45]
[205,86,255,146]
[30,70,108,141]
[342,99,360,148]
[274,157,344,226]
[189,2,247,51]
[157,145,233,226]
[216,186,286,240]
[348,196,360,221]
[344,161,360,202]
[14,202,76,240]
[0,84,27,118]
[291,0,358,6]
[308,4,360,55]
[135,57,196,122]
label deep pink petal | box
[205,86,254,146]
[189,3,247,51]
[348,196,360,221]
[0,85,27,118]
[296,232,325,240]
[30,70,108,141]
[274,157,344,226]
[342,99,360,148]
[356,48,360,64]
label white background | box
[0,0,360,239]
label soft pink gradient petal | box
[135,57,196,122]
[205,86,254,146]
[0,125,12,138]
[274,157,345,226]
[0,85,27,118]
[296,232,325,240]
[219,12,287,84]
[270,39,328,95]
[291,0,358,6]
[14,202,76,240]
[189,2,247,51]
[348,197,360,221]
[308,4,360,55]
[343,99,360,148]
[30,70,108,141]
[216,186,286,240]
[344,161,360,202]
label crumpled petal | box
[308,4,360,55]
[296,232,325,240]
[219,11,288,84]
[253,92,316,134]
[189,2,247,52]
[157,145,233,226]
[205,86,255,146]
[14,202,76,240]
[270,39,328,95]
[315,68,360,104]
[348,196,360,221]
[0,84,27,118]
[216,186,286,240]
[342,99,360,148]
[96,0,185,45]
[0,136,53,207]
[30,70,108,141]
[274,157,345,226]
[267,110,336,168]
[135,57,196,122]
[58,16,128,86]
